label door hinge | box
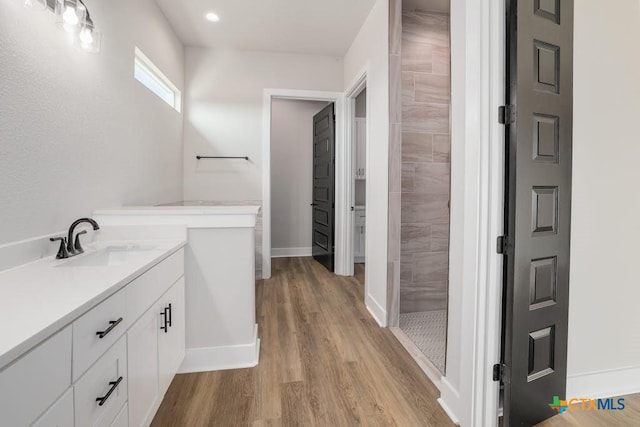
[498,105,517,125]
[493,363,505,382]
[496,235,508,254]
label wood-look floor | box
[152,257,453,426]
[538,393,640,426]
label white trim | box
[438,396,461,426]
[365,294,387,327]
[390,327,443,389]
[262,89,345,279]
[439,0,505,426]
[178,325,260,373]
[271,247,313,258]
[134,47,182,112]
[566,365,640,399]
[342,67,369,282]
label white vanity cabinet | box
[128,277,185,427]
[158,278,185,396]
[0,247,186,427]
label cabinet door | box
[158,278,186,397]
[127,306,160,427]
[32,388,74,427]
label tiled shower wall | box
[400,11,451,314]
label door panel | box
[503,1,573,426]
[312,103,335,271]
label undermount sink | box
[60,245,158,267]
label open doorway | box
[391,0,451,380]
[352,88,367,285]
[270,99,333,262]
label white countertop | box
[94,205,261,229]
[0,239,186,371]
[95,205,260,216]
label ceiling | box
[403,0,450,14]
[155,0,377,56]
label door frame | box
[437,0,506,426]
[343,69,369,277]
[261,89,346,279]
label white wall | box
[182,48,344,202]
[270,99,328,253]
[0,0,184,244]
[567,0,640,397]
[343,0,389,324]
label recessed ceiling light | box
[204,12,220,22]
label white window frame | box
[134,47,182,112]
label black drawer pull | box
[167,303,173,327]
[96,318,123,339]
[160,308,168,333]
[96,376,123,407]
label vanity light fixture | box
[52,0,101,53]
[204,11,220,22]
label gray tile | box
[401,193,449,224]
[389,0,402,55]
[414,163,450,195]
[402,13,449,48]
[402,40,433,73]
[413,252,449,282]
[401,223,431,254]
[402,132,433,163]
[402,72,415,103]
[390,55,402,124]
[400,260,413,285]
[389,124,402,192]
[388,192,402,261]
[402,103,450,133]
[432,45,451,75]
[415,73,450,104]
[433,134,451,162]
[430,238,449,252]
[431,223,450,239]
[402,163,415,192]
[400,286,448,312]
[387,260,401,327]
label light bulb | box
[62,5,79,26]
[79,27,93,47]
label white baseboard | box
[438,397,461,426]
[438,376,462,425]
[271,247,313,258]
[566,365,640,399]
[365,294,387,327]
[178,325,260,373]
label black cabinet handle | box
[167,303,172,327]
[96,318,123,339]
[160,309,168,333]
[96,376,123,407]
[310,203,317,206]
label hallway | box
[152,257,453,426]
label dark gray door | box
[311,103,335,272]
[502,1,573,425]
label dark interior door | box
[312,103,335,272]
[502,1,573,425]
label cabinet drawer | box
[355,209,366,223]
[126,249,184,328]
[73,289,126,381]
[75,335,128,427]
[33,387,74,427]
[111,403,128,427]
[0,326,72,426]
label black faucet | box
[67,218,100,255]
[50,218,100,259]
